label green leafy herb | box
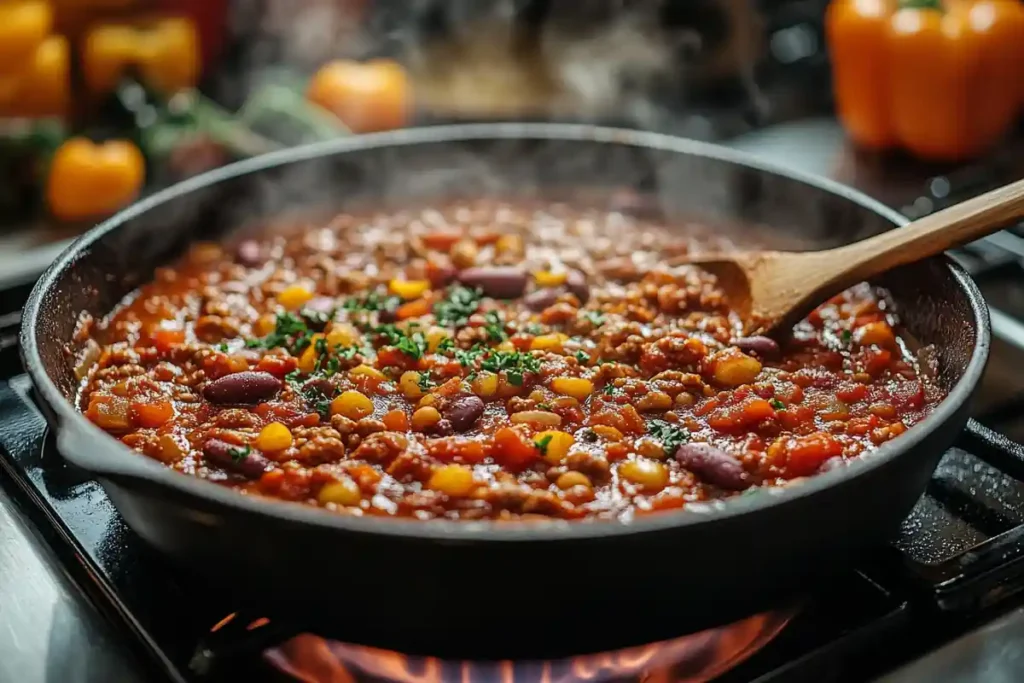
[534,433,553,454]
[840,329,853,344]
[437,337,456,352]
[245,312,313,355]
[483,310,508,342]
[481,350,541,386]
[434,286,483,327]
[217,342,230,352]
[584,310,606,327]
[537,402,552,411]
[454,344,486,367]
[525,323,544,335]
[647,419,689,454]
[396,331,428,360]
[602,383,619,396]
[343,290,400,314]
[227,445,252,462]
[575,350,591,365]
[770,398,785,410]
[578,428,598,443]
[417,372,436,392]
[300,306,336,330]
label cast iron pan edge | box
[20,123,990,543]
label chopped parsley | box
[227,445,252,461]
[300,306,335,330]
[534,433,553,454]
[483,310,508,342]
[578,428,598,443]
[840,329,853,344]
[373,324,428,360]
[524,323,544,335]
[245,312,313,355]
[217,342,230,352]
[343,290,400,314]
[602,383,620,396]
[646,419,689,454]
[536,402,552,411]
[584,310,606,327]
[454,344,487,367]
[437,337,456,352]
[481,350,541,386]
[417,372,436,392]
[434,286,483,327]
[575,350,591,365]
[770,398,785,410]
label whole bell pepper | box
[83,17,199,97]
[827,0,1024,162]
[46,137,145,221]
[0,34,69,118]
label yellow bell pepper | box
[46,138,146,221]
[0,35,69,118]
[0,1,52,75]
[83,17,199,97]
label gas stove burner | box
[264,611,793,683]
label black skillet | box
[20,124,989,659]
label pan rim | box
[20,122,991,542]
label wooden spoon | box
[679,177,1024,338]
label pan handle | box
[959,418,1024,482]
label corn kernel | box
[711,351,762,387]
[428,464,476,496]
[533,270,567,287]
[349,364,386,380]
[254,314,276,336]
[318,478,362,506]
[495,234,523,257]
[400,371,424,399]
[591,425,624,442]
[556,471,592,490]
[412,406,442,431]
[278,284,314,310]
[326,324,360,348]
[496,340,516,352]
[330,390,375,420]
[388,278,431,300]
[425,326,449,352]
[534,430,574,464]
[531,333,568,351]
[256,422,293,452]
[297,334,325,373]
[551,377,594,400]
[471,371,499,398]
[619,459,669,492]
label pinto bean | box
[732,336,780,357]
[524,288,561,312]
[203,371,282,404]
[444,395,485,432]
[203,438,271,479]
[674,443,751,490]
[457,267,528,299]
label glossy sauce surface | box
[77,200,944,521]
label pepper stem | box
[899,0,943,9]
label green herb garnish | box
[437,337,456,352]
[647,419,689,454]
[840,329,853,344]
[575,350,591,365]
[227,445,252,461]
[454,344,486,367]
[770,398,785,410]
[584,311,606,327]
[343,290,400,314]
[245,312,313,355]
[602,384,619,396]
[417,372,436,392]
[217,342,230,352]
[483,310,508,342]
[481,350,541,386]
[534,434,553,454]
[525,323,544,335]
[434,286,483,327]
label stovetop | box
[2,117,1024,683]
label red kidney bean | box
[457,267,528,299]
[444,395,485,432]
[565,269,590,304]
[235,240,263,267]
[524,288,561,312]
[427,262,457,288]
[203,371,282,404]
[674,443,751,490]
[303,377,337,399]
[203,438,271,479]
[732,336,780,357]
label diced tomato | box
[86,394,132,431]
[428,438,487,464]
[382,409,409,432]
[778,405,815,431]
[605,443,629,462]
[425,260,456,287]
[202,352,247,380]
[258,469,286,493]
[131,399,175,428]
[837,383,868,403]
[151,327,185,354]
[492,427,539,471]
[396,298,431,320]
[863,348,893,376]
[777,432,843,477]
[890,382,925,410]
[421,232,462,251]
[376,346,417,370]
[256,355,298,378]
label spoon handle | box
[829,176,1024,279]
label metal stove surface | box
[6,117,1024,683]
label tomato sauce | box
[76,199,945,521]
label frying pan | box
[20,124,989,659]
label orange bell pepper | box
[0,34,69,118]
[46,138,145,221]
[827,0,1024,162]
[83,17,200,97]
[307,59,412,133]
[0,1,52,75]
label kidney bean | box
[203,371,282,404]
[203,438,271,479]
[732,336,780,357]
[303,377,337,399]
[674,443,751,490]
[444,395,485,432]
[524,288,561,312]
[235,240,263,267]
[565,269,590,304]
[457,267,528,299]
